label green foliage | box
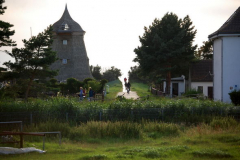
[0,97,237,124]
[228,90,240,106]
[66,78,81,94]
[0,0,16,47]
[3,25,58,100]
[105,79,122,99]
[87,80,101,93]
[195,40,213,60]
[128,65,149,83]
[81,154,107,160]
[90,64,102,80]
[134,13,197,93]
[183,88,202,97]
[192,149,232,158]
[102,66,122,82]
[210,117,238,129]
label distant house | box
[208,7,240,103]
[189,60,213,99]
[163,75,186,97]
[161,60,213,98]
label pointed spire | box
[52,4,84,32]
[65,3,67,10]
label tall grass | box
[22,120,180,141]
[0,96,238,124]
[1,117,240,160]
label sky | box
[1,0,240,79]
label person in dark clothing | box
[126,81,131,94]
[89,87,94,101]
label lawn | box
[131,82,160,100]
[1,120,240,160]
[105,79,122,100]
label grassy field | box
[1,118,240,160]
[105,79,122,100]
[131,82,161,100]
[1,81,240,159]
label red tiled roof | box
[209,7,240,38]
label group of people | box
[124,77,131,94]
[79,87,94,102]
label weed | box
[80,154,107,160]
[192,149,232,158]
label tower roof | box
[209,7,240,39]
[53,4,84,33]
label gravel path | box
[116,79,139,100]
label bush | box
[229,90,240,106]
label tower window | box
[61,23,69,31]
[63,40,67,45]
[62,59,68,64]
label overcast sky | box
[1,0,240,78]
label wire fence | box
[0,107,240,125]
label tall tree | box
[90,64,102,80]
[3,25,58,100]
[0,0,16,47]
[195,40,213,60]
[134,13,197,94]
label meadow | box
[1,118,240,160]
[1,80,240,159]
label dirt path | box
[116,78,139,100]
[116,91,139,100]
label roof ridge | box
[209,7,240,38]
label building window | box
[198,86,203,93]
[61,23,69,31]
[62,59,67,64]
[63,40,67,45]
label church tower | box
[51,5,92,81]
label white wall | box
[222,37,240,103]
[191,82,213,97]
[163,81,185,96]
[213,38,222,101]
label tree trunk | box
[25,73,35,101]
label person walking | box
[79,87,84,101]
[89,87,94,101]
[126,81,131,94]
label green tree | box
[3,25,58,100]
[0,0,16,47]
[134,13,197,94]
[102,66,122,82]
[90,64,102,80]
[195,40,213,60]
[66,78,80,94]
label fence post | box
[99,111,102,121]
[30,112,32,125]
[161,108,164,121]
[131,109,133,121]
[66,112,68,122]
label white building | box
[209,7,240,103]
[163,75,186,97]
[189,60,213,99]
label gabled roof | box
[190,60,213,82]
[53,4,84,33]
[208,7,240,39]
